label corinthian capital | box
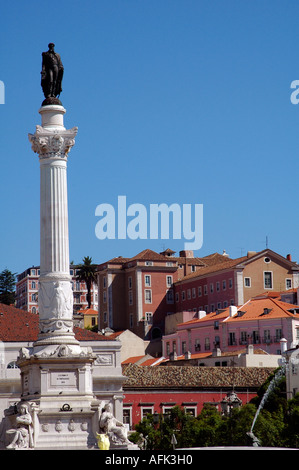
[28,125,78,158]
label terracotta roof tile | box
[122,364,275,388]
[0,303,109,342]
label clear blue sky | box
[1,0,299,275]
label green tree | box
[76,256,97,308]
[0,268,16,305]
[131,406,198,450]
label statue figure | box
[6,403,34,449]
[41,43,64,104]
[99,403,131,446]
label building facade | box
[162,295,299,358]
[173,250,299,315]
[16,265,98,313]
[122,363,275,429]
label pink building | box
[162,295,299,358]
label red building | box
[122,363,274,429]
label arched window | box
[7,361,19,369]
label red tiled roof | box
[79,308,98,316]
[0,303,108,342]
[175,256,248,283]
[225,297,299,323]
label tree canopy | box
[0,268,16,305]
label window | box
[175,292,179,302]
[198,286,202,297]
[210,283,214,293]
[191,265,196,272]
[166,342,170,356]
[103,291,107,303]
[195,339,201,351]
[7,361,19,369]
[145,275,151,286]
[204,285,208,295]
[229,278,233,289]
[103,276,107,288]
[146,312,153,324]
[129,313,133,328]
[187,289,191,299]
[240,331,247,344]
[123,408,132,430]
[205,338,210,350]
[229,332,236,346]
[31,281,36,289]
[182,341,187,353]
[264,272,273,289]
[286,279,292,290]
[166,275,173,287]
[275,329,282,341]
[166,289,174,303]
[145,261,153,266]
[129,290,133,305]
[244,277,251,287]
[252,330,259,344]
[141,406,154,419]
[182,291,185,301]
[128,276,132,289]
[222,280,226,291]
[145,289,152,303]
[264,329,271,343]
[216,282,220,292]
[192,288,196,298]
[103,312,107,323]
[184,406,197,417]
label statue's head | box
[48,43,55,50]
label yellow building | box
[81,308,98,329]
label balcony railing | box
[237,335,283,346]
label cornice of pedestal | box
[28,125,78,159]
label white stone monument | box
[4,44,137,451]
[5,45,101,450]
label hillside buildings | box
[97,248,299,356]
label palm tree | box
[76,256,97,309]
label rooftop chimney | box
[229,305,237,317]
[287,254,292,261]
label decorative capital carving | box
[28,125,78,159]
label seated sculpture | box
[6,403,34,449]
[99,403,130,446]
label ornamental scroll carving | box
[28,125,78,158]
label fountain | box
[247,362,286,446]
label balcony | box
[237,335,283,346]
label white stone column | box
[28,105,78,350]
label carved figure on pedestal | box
[6,403,34,449]
[41,43,64,104]
[99,403,130,446]
[39,281,73,319]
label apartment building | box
[97,249,180,344]
[174,249,299,314]
[16,265,98,313]
[162,294,299,358]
